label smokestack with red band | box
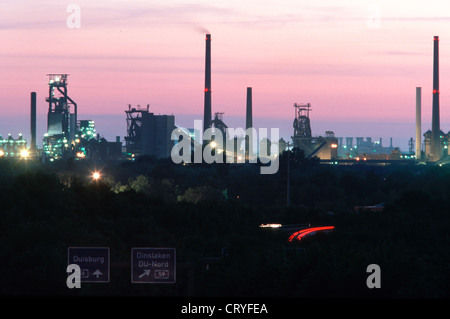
[203,34,212,135]
[431,36,440,161]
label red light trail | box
[288,226,335,242]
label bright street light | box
[20,149,29,159]
[92,171,101,181]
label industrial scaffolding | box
[124,104,149,156]
[43,74,78,159]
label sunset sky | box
[1,0,450,150]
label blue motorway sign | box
[67,247,110,283]
[131,248,176,283]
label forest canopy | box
[0,150,449,298]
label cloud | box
[382,50,427,56]
[0,1,234,31]
[383,16,450,22]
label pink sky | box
[1,0,450,150]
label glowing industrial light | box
[288,226,335,242]
[0,150,4,157]
[92,171,101,180]
[210,141,217,148]
[76,152,85,158]
[331,143,338,149]
[20,149,29,159]
[259,224,282,228]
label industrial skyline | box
[4,30,445,165]
[1,1,450,153]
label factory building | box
[83,135,122,161]
[71,120,122,160]
[141,113,175,158]
[423,130,449,160]
[0,134,28,158]
[337,136,397,160]
[125,104,175,159]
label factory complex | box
[1,35,449,167]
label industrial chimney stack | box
[245,87,253,160]
[30,92,37,152]
[431,36,440,161]
[416,87,421,160]
[203,34,212,136]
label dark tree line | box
[0,149,449,297]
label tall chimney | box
[30,92,37,151]
[416,87,421,160]
[431,36,440,161]
[245,87,253,159]
[203,34,212,136]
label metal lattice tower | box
[43,74,78,160]
[46,74,78,139]
[125,104,149,156]
[293,103,312,138]
[211,112,228,137]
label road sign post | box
[67,247,110,283]
[131,248,176,283]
